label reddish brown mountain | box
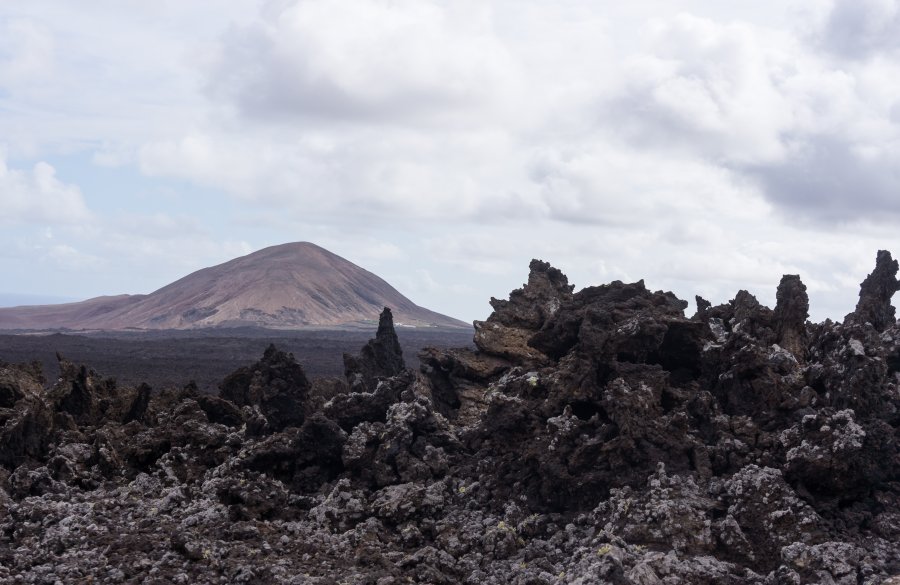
[0,242,467,330]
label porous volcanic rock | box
[343,307,406,392]
[1,251,899,584]
[473,259,574,364]
[774,274,809,359]
[846,249,900,332]
[218,344,311,433]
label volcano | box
[0,242,467,330]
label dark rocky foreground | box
[1,256,899,585]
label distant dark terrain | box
[0,326,474,391]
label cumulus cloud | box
[525,141,772,227]
[816,0,900,58]
[137,0,900,230]
[609,15,794,165]
[91,142,136,168]
[139,126,543,222]
[603,10,900,224]
[0,18,55,86]
[0,156,92,225]
[207,0,517,123]
[743,135,900,221]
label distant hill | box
[0,242,468,330]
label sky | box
[1,0,899,324]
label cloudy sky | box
[1,0,899,323]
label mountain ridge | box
[0,242,467,330]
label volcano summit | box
[0,242,466,331]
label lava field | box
[1,253,899,584]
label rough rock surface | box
[473,259,574,364]
[847,249,900,332]
[343,307,406,392]
[774,275,809,359]
[218,344,311,433]
[1,251,899,584]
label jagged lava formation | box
[1,255,899,584]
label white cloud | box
[207,0,518,123]
[91,143,136,168]
[597,9,900,224]
[0,156,92,225]
[113,212,208,240]
[0,2,259,160]
[815,0,900,58]
[139,126,540,222]
[0,18,55,86]
[139,0,900,230]
[609,14,795,165]
[343,240,406,264]
[42,244,103,270]
[526,140,772,227]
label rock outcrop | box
[846,249,900,331]
[218,344,311,433]
[343,307,406,392]
[1,252,899,584]
[774,274,809,358]
[473,259,574,364]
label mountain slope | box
[0,243,467,330]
